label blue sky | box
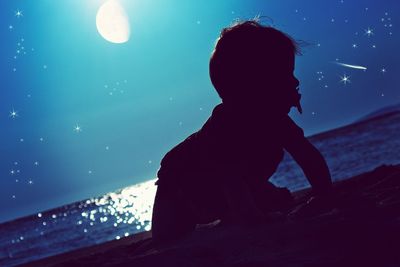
[0,0,399,222]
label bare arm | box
[285,136,333,197]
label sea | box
[1,111,400,267]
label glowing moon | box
[96,0,130,44]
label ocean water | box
[1,112,400,267]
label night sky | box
[1,0,399,223]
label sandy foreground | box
[21,164,400,267]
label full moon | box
[96,0,130,44]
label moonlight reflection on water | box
[88,179,157,231]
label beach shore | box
[21,164,400,267]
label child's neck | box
[221,101,287,118]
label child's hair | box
[209,19,302,104]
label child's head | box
[209,20,302,114]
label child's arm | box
[285,137,333,196]
[282,118,333,197]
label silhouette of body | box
[151,20,333,242]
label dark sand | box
[21,164,400,267]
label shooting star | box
[334,62,367,71]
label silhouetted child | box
[151,20,333,242]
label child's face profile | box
[247,52,300,113]
[263,53,299,94]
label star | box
[28,180,34,185]
[34,161,39,166]
[15,10,23,18]
[340,74,351,85]
[10,169,15,175]
[74,125,82,133]
[381,68,386,74]
[9,109,18,119]
[352,44,358,48]
[364,27,374,37]
[9,25,13,30]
